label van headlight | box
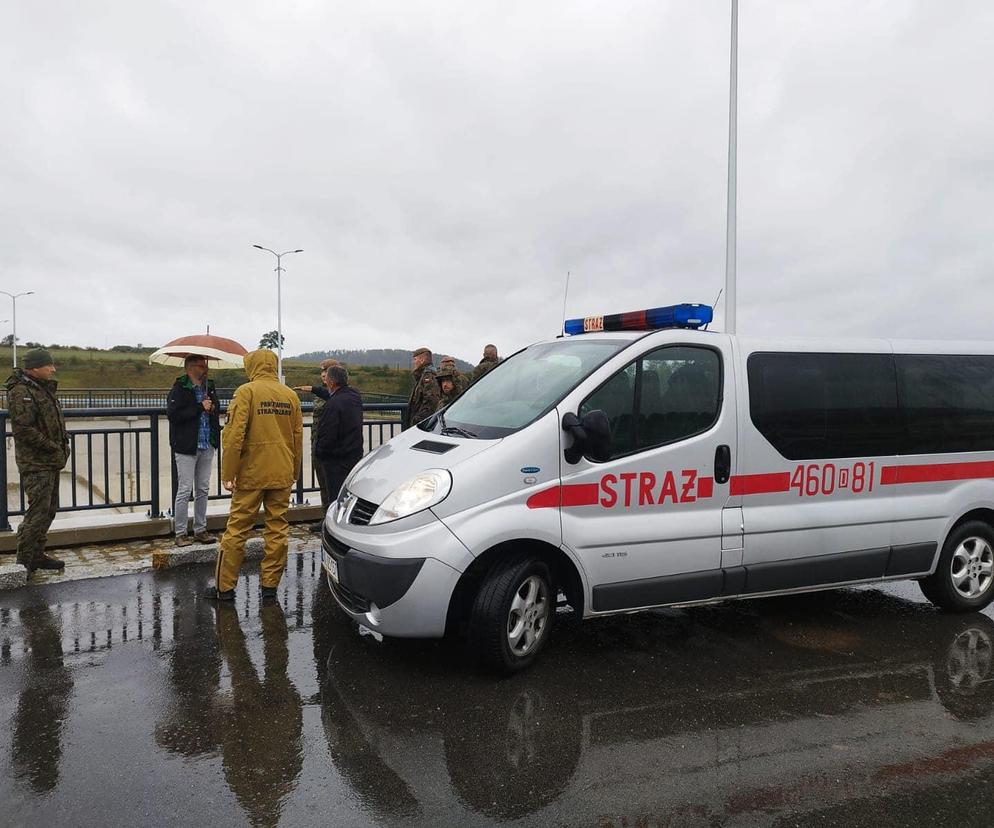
[370,469,452,525]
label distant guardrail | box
[0,403,408,530]
[0,388,408,410]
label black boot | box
[204,586,235,601]
[36,556,65,571]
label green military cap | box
[23,348,55,369]
[412,347,432,359]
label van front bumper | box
[321,519,464,638]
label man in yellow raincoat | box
[205,349,303,602]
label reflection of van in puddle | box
[322,303,994,671]
[312,588,994,825]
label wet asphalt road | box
[4,549,994,827]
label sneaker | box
[175,535,193,548]
[193,531,217,544]
[204,586,235,601]
[260,586,278,602]
[36,556,65,571]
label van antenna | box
[704,288,723,331]
[559,271,571,337]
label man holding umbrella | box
[167,354,221,546]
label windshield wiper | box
[442,425,478,439]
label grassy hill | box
[293,348,474,372]
[0,347,415,397]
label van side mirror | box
[562,410,612,464]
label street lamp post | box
[252,245,303,384]
[0,291,34,368]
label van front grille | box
[349,496,379,526]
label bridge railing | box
[0,403,407,531]
[0,388,407,410]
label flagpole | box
[724,0,738,334]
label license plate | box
[323,551,339,582]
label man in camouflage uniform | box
[295,358,340,532]
[471,344,500,383]
[4,349,69,572]
[402,347,440,430]
[439,356,466,394]
[435,368,460,412]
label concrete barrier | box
[153,537,265,570]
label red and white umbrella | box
[148,333,248,370]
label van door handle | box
[715,445,731,485]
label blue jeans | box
[174,448,214,535]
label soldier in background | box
[435,368,459,412]
[295,358,340,533]
[471,344,500,383]
[402,347,440,430]
[439,356,466,394]
[4,348,69,572]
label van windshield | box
[430,338,631,438]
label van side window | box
[639,347,721,449]
[579,346,721,460]
[580,363,637,457]
[748,352,899,460]
[896,354,994,453]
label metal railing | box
[0,387,407,410]
[0,403,407,531]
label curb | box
[0,563,28,590]
[0,505,324,553]
[152,537,265,570]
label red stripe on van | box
[525,483,600,509]
[561,483,600,507]
[730,472,791,496]
[697,476,714,498]
[880,461,994,485]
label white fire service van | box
[323,303,994,672]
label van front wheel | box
[469,555,554,674]
[920,521,994,612]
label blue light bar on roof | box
[564,303,713,335]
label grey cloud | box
[0,1,991,362]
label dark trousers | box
[17,470,60,566]
[318,455,361,507]
[313,455,332,512]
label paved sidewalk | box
[0,524,320,587]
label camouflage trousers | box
[17,470,60,566]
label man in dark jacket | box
[313,366,364,506]
[4,348,69,572]
[167,355,221,546]
[294,358,341,532]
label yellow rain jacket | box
[221,350,303,490]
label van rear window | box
[749,351,994,459]
[896,354,994,454]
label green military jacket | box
[4,370,70,472]
[310,395,326,455]
[404,364,441,429]
[471,357,499,383]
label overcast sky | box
[2,1,992,365]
